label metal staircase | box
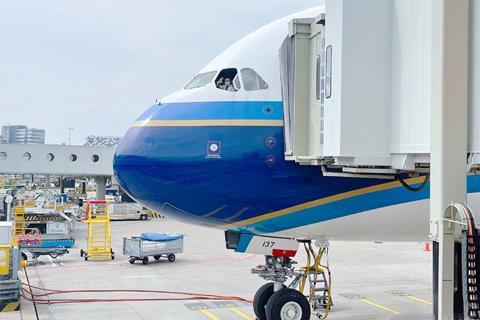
[81,200,114,261]
[308,267,331,310]
[11,206,25,246]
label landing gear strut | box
[223,231,331,319]
[252,244,332,320]
[252,256,311,320]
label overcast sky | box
[0,1,320,145]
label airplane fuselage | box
[113,7,480,242]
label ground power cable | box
[396,173,430,192]
[23,267,40,320]
[20,280,253,305]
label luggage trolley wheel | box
[167,254,176,263]
[129,257,136,264]
[142,257,149,265]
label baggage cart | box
[123,233,183,265]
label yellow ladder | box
[12,206,25,246]
[82,201,114,261]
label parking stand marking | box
[229,307,253,320]
[385,290,432,306]
[406,295,432,305]
[358,298,401,315]
[200,309,221,320]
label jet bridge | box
[281,0,480,175]
[0,144,114,176]
[283,1,476,319]
[0,144,115,200]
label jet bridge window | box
[241,68,268,91]
[184,71,217,90]
[215,68,240,92]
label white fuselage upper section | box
[162,7,323,104]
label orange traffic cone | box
[424,242,431,252]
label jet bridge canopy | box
[282,0,480,173]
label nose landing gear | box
[253,283,276,320]
[252,256,311,320]
[223,231,331,319]
[266,288,310,320]
[252,243,332,320]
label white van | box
[108,202,149,221]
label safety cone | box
[424,242,431,252]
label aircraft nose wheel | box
[280,301,302,320]
[265,288,310,320]
[253,283,275,320]
[253,284,307,320]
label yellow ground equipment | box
[80,200,114,261]
[298,242,332,318]
[0,222,23,312]
[11,206,25,246]
[0,245,10,276]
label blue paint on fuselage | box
[115,101,391,229]
[244,175,480,234]
[136,101,284,121]
[114,100,480,235]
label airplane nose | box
[114,125,188,219]
[113,120,227,225]
[113,127,157,205]
[113,101,287,227]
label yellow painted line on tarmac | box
[1,302,19,312]
[358,298,401,315]
[200,309,221,320]
[229,307,254,320]
[407,295,432,305]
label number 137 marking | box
[262,241,275,248]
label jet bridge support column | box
[95,176,107,201]
[430,0,469,319]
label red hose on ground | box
[21,281,253,305]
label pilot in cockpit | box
[216,76,236,92]
[223,78,236,91]
[216,77,224,89]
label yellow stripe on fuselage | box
[132,119,284,127]
[224,176,426,228]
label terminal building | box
[0,125,45,145]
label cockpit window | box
[233,74,241,90]
[184,71,217,90]
[215,68,239,92]
[241,68,268,91]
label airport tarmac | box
[6,217,432,320]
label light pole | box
[68,128,73,145]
